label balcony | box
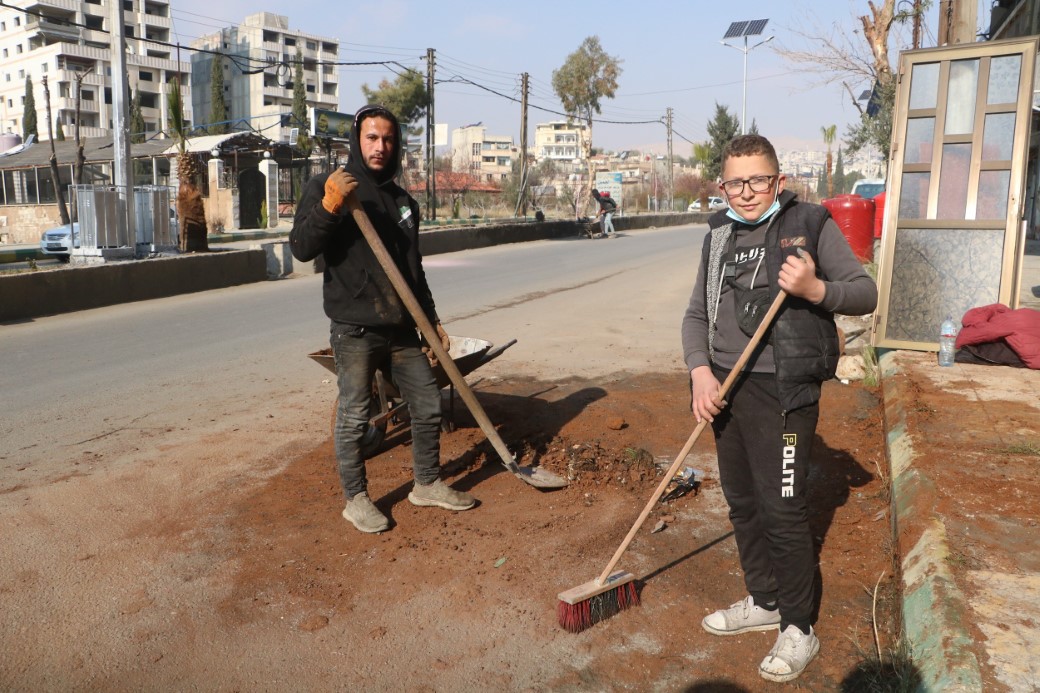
[26,16,81,41]
[23,0,79,11]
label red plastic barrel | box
[873,191,887,240]
[822,194,875,262]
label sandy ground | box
[0,358,900,690]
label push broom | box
[557,288,789,633]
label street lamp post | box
[721,19,774,135]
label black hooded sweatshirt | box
[289,106,438,328]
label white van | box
[851,179,885,199]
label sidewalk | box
[881,236,1040,692]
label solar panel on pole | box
[745,19,769,36]
[723,21,749,39]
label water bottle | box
[938,315,958,367]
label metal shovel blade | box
[512,464,569,489]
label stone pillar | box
[208,158,225,190]
[259,158,279,228]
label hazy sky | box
[167,0,990,155]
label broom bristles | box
[557,581,640,633]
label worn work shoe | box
[342,492,389,533]
[759,625,820,683]
[702,595,782,636]
[408,479,476,511]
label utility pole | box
[938,0,978,45]
[425,47,436,220]
[110,0,135,246]
[666,107,674,212]
[517,71,529,217]
[912,0,922,49]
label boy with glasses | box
[681,134,877,682]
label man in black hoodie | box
[290,105,476,534]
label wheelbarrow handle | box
[345,195,567,490]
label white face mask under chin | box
[725,187,780,226]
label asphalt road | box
[0,224,707,476]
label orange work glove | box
[321,168,358,214]
[421,323,451,367]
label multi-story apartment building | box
[450,123,515,182]
[534,120,588,169]
[0,0,191,141]
[189,12,338,143]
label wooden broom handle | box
[345,195,525,476]
[596,290,789,585]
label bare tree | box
[773,0,923,161]
[41,76,70,225]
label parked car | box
[39,222,78,262]
[688,196,726,212]
[850,179,885,199]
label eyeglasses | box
[720,175,777,196]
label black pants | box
[711,366,818,632]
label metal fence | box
[72,184,176,252]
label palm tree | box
[821,125,837,199]
[169,77,207,252]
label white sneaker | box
[759,625,820,682]
[702,595,782,636]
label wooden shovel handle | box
[345,195,525,477]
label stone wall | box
[0,205,65,245]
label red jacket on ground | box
[955,304,1040,369]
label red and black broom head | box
[557,571,640,633]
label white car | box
[39,222,79,262]
[688,196,727,212]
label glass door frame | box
[873,36,1038,350]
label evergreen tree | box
[55,120,65,141]
[748,119,760,135]
[816,169,828,198]
[209,54,228,134]
[23,76,38,140]
[291,47,312,201]
[704,103,740,182]
[361,70,429,138]
[129,88,145,144]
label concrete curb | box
[0,247,44,263]
[879,349,982,692]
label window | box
[83,89,94,101]
[59,82,69,97]
[472,143,480,156]
[1,21,5,30]
[1,49,6,58]
[140,93,157,109]
[14,16,20,27]
[17,69,24,78]
[284,37,296,47]
[139,70,153,81]
[84,15,103,30]
[16,44,22,54]
[497,157,510,166]
[306,41,316,50]
[41,63,48,73]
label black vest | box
[709,193,840,411]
